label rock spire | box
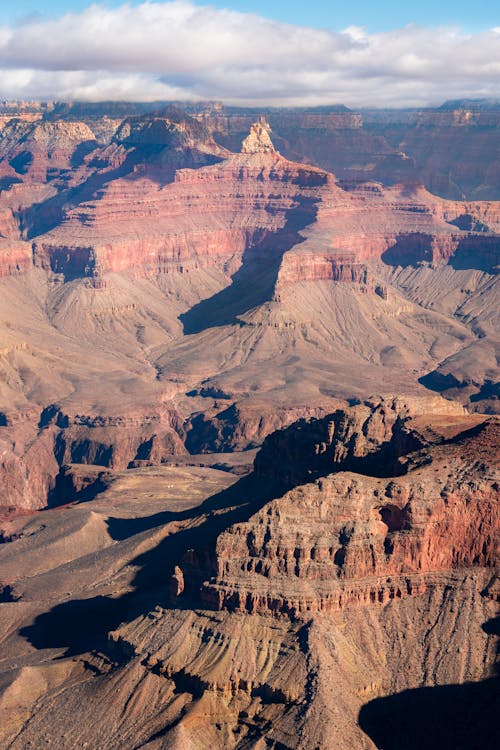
[241,117,277,154]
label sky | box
[2,1,499,32]
[0,1,499,107]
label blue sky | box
[2,0,498,32]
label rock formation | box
[0,402,497,748]
[0,105,498,515]
[241,118,277,154]
[201,101,500,200]
[204,416,498,616]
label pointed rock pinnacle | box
[241,118,277,154]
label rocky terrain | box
[0,104,498,513]
[195,100,500,200]
[0,398,497,748]
[0,101,498,747]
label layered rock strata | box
[2,115,497,285]
[0,405,497,749]
[0,111,499,511]
[202,409,499,617]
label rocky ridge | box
[0,400,496,749]
[0,108,499,512]
[201,400,498,616]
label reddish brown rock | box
[202,413,499,617]
[0,111,498,511]
[0,239,32,276]
[0,405,497,749]
[170,565,185,597]
[7,115,492,287]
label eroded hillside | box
[0,108,498,511]
[0,400,497,748]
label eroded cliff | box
[0,110,498,513]
[0,402,497,749]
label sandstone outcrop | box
[203,417,498,616]
[241,118,277,154]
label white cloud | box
[0,1,498,106]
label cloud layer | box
[0,1,499,106]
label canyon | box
[0,398,498,748]
[0,101,498,748]
[0,105,498,512]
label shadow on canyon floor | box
[17,414,464,659]
[20,418,494,673]
[359,616,500,750]
[19,474,281,658]
[179,195,319,334]
[358,676,500,750]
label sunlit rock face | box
[0,106,498,517]
[0,402,497,750]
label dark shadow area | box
[185,404,248,454]
[418,370,463,393]
[449,236,499,273]
[0,175,22,191]
[38,404,69,429]
[46,465,110,509]
[381,231,500,272]
[378,503,409,532]
[381,232,434,267]
[0,583,20,602]
[481,614,500,636]
[53,432,114,468]
[19,473,281,658]
[104,477,246,544]
[359,677,500,749]
[186,386,232,400]
[70,140,99,168]
[254,412,426,488]
[179,193,321,335]
[359,615,500,749]
[9,150,33,174]
[419,371,499,410]
[447,213,489,232]
[44,245,98,282]
[470,381,500,403]
[256,406,493,496]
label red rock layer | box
[32,153,327,279]
[0,114,498,285]
[29,161,500,286]
[275,251,372,292]
[202,415,499,617]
